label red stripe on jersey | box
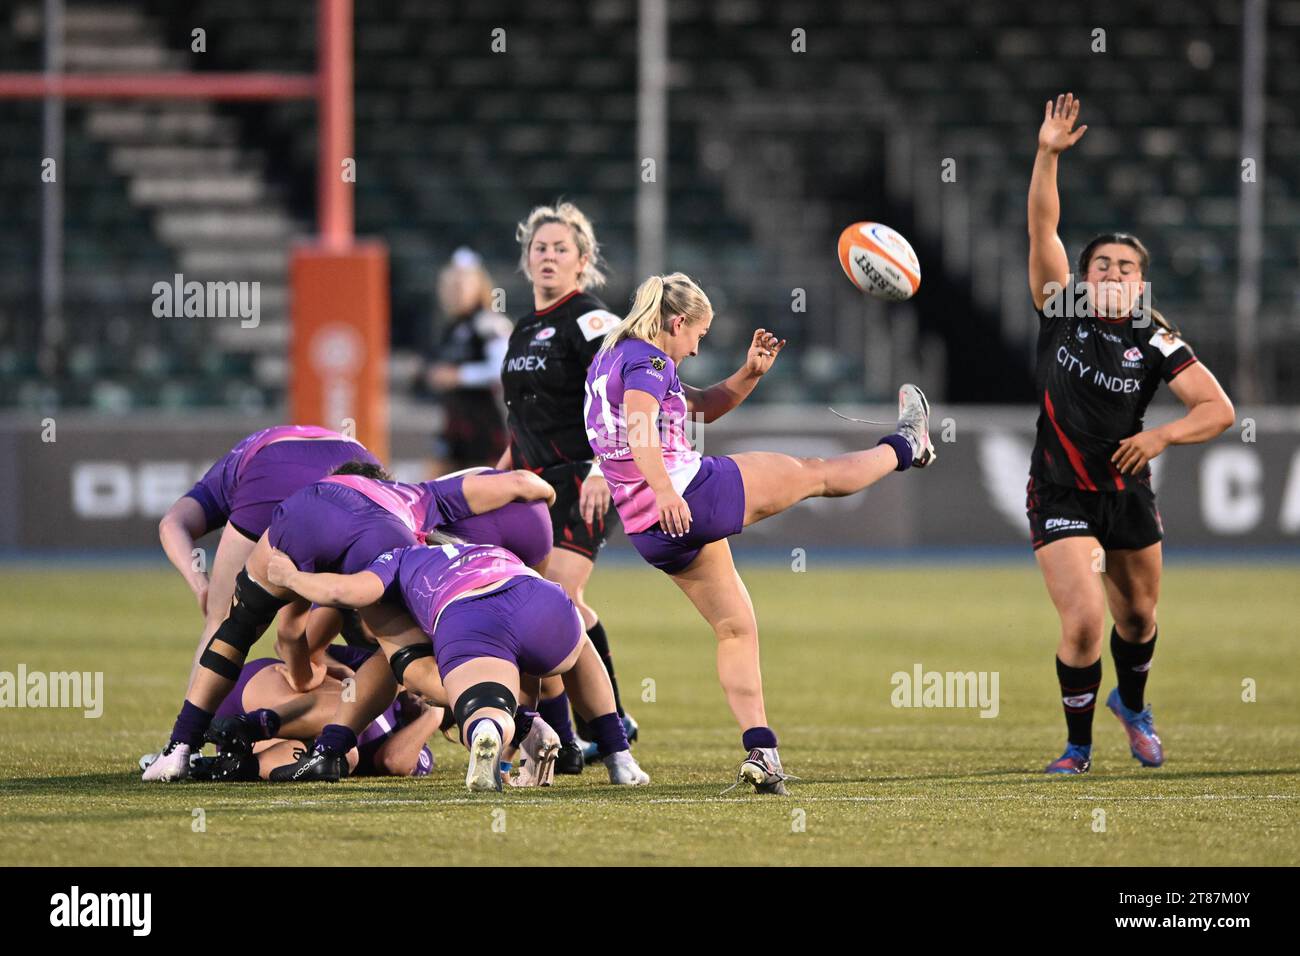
[1044,389,1098,492]
[1168,356,1198,379]
[534,289,582,316]
[1108,461,1126,491]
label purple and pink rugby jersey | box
[365,543,581,679]
[584,339,702,533]
[185,425,379,539]
[585,338,747,573]
[270,471,552,578]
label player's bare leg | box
[1102,543,1165,766]
[441,658,520,792]
[732,384,935,527]
[145,534,295,781]
[557,637,648,785]
[1037,536,1108,774]
[670,539,789,794]
[543,547,633,768]
[186,525,258,683]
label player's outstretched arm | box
[266,548,386,608]
[626,388,692,535]
[684,328,785,423]
[1029,93,1086,311]
[1111,363,1235,475]
[461,469,556,513]
[158,496,212,615]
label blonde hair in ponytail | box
[598,273,713,356]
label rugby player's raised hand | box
[1038,93,1087,154]
[745,329,786,377]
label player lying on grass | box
[196,643,441,780]
[269,467,566,783]
[145,462,556,781]
[265,533,650,790]
[585,273,936,794]
[1028,94,1235,774]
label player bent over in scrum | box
[586,274,936,794]
[145,462,555,781]
[266,535,650,791]
[268,469,560,783]
[153,425,380,711]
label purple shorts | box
[214,657,279,720]
[227,439,376,540]
[433,576,583,680]
[443,498,553,568]
[270,483,416,574]
[627,455,746,573]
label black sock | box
[586,621,624,718]
[1055,656,1102,747]
[1111,626,1157,712]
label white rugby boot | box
[465,721,504,792]
[895,384,936,467]
[141,741,192,782]
[734,747,795,796]
[603,750,650,786]
[509,716,561,788]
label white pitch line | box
[228,793,1300,810]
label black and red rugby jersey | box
[500,289,620,470]
[1030,302,1197,492]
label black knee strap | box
[454,682,517,736]
[199,647,243,681]
[390,643,434,685]
[199,570,288,678]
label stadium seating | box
[1,0,1296,407]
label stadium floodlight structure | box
[0,0,390,460]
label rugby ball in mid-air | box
[837,221,921,301]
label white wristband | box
[586,459,603,479]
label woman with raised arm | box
[585,273,935,794]
[1027,93,1235,774]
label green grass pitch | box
[1,560,1296,866]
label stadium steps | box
[57,2,308,395]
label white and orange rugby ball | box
[837,221,921,301]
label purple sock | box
[315,723,357,756]
[742,726,778,751]
[877,434,913,471]
[171,700,213,749]
[589,712,629,758]
[466,716,503,745]
[537,693,576,745]
[247,708,281,741]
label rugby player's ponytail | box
[598,273,713,356]
[1078,233,1181,337]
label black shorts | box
[1026,476,1164,552]
[539,461,619,561]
